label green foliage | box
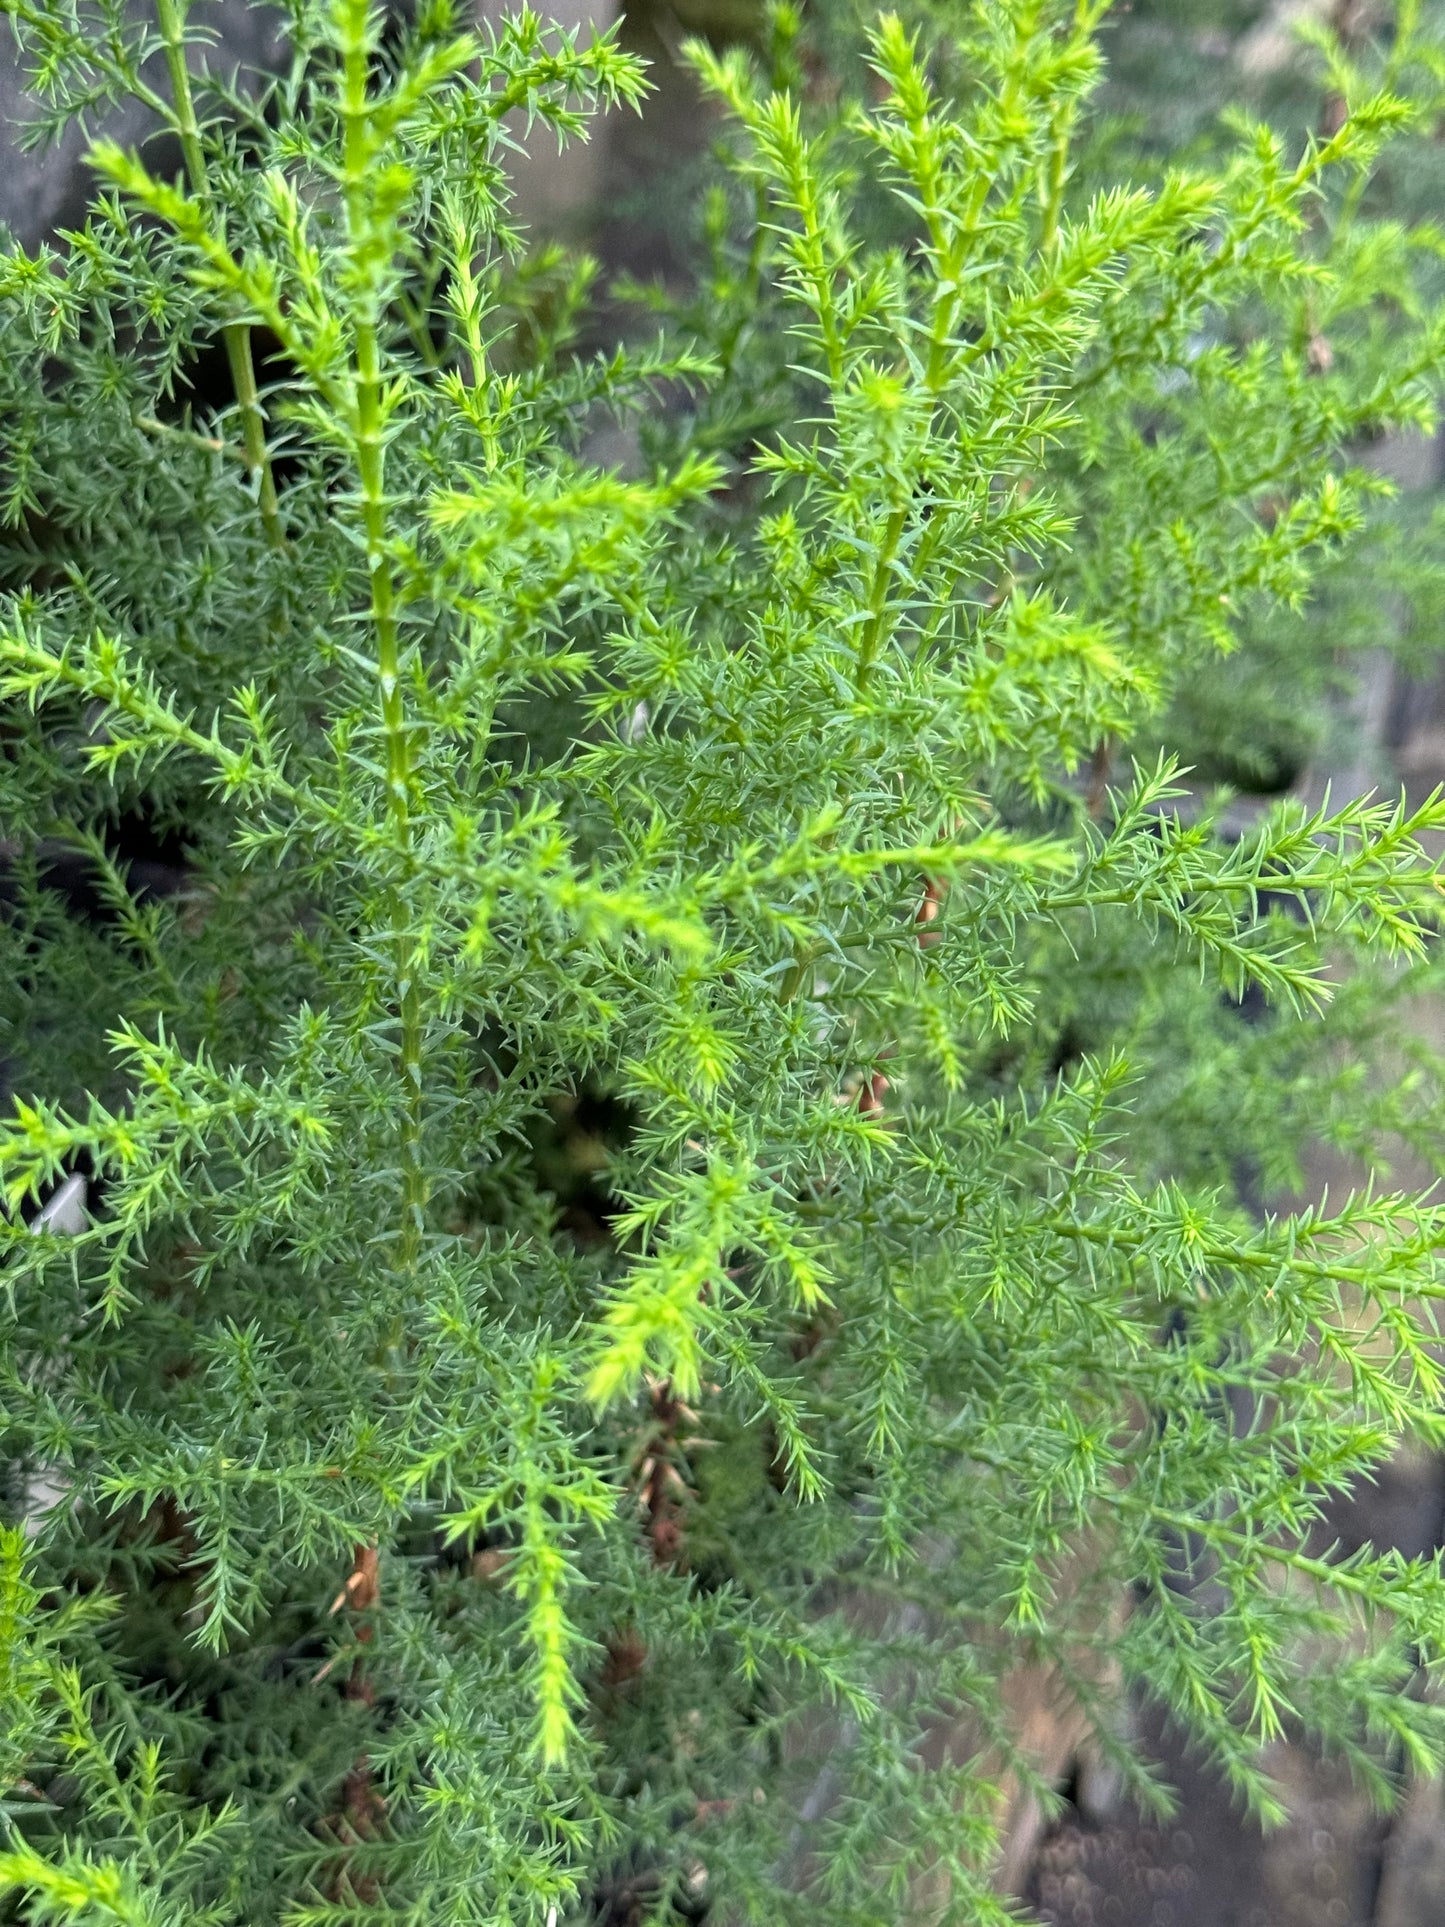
[1092,0,1445,788]
[3,0,1445,1920]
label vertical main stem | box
[220,328,284,545]
[356,326,429,1268]
[854,503,909,688]
[1040,1,1100,253]
[154,0,283,548]
[1038,117,1070,255]
[341,11,428,1275]
[855,127,994,689]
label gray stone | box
[1,2,283,251]
[1374,1773,1445,1927]
[1,0,630,255]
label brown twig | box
[593,1385,699,1703]
[634,1377,696,1571]
[323,1543,385,1905]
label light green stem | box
[855,110,994,685]
[341,10,428,1274]
[1038,0,1093,252]
[154,0,283,547]
[855,503,909,687]
[1038,117,1070,254]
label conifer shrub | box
[4,1,1445,1921]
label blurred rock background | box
[0,0,285,246]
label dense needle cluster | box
[5,0,1445,1919]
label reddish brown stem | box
[324,1544,385,1904]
